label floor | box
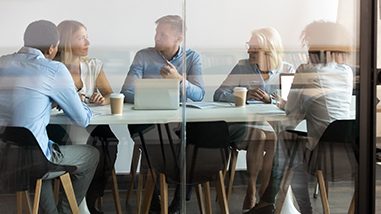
[1,140,381,213]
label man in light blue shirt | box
[121,15,205,103]
[121,15,204,214]
[0,20,99,214]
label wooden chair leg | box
[25,192,33,214]
[141,170,157,214]
[202,182,212,214]
[136,173,144,214]
[160,173,169,214]
[216,170,229,214]
[32,179,42,214]
[59,173,79,214]
[111,169,123,214]
[226,149,238,201]
[348,193,355,214]
[126,147,141,204]
[53,179,60,205]
[16,192,24,214]
[195,184,206,214]
[16,191,32,214]
[316,170,330,214]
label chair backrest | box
[308,119,357,175]
[186,121,231,149]
[186,121,231,184]
[319,120,356,144]
[0,126,76,192]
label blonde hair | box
[56,20,86,65]
[251,27,284,71]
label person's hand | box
[51,102,62,111]
[247,88,271,103]
[276,97,286,110]
[78,93,86,102]
[160,62,182,80]
[89,92,106,105]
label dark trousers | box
[260,135,313,214]
[46,124,119,209]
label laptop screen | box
[279,73,295,100]
[134,79,180,110]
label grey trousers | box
[39,144,99,214]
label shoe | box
[242,208,251,213]
[149,194,161,213]
[88,206,104,214]
[247,204,275,214]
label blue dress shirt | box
[121,47,205,103]
[0,47,92,160]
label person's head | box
[154,15,184,52]
[56,20,90,64]
[247,27,284,72]
[301,21,352,64]
[23,20,60,59]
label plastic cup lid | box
[233,87,248,92]
[110,93,125,98]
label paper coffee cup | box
[110,93,125,115]
[233,87,248,107]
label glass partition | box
[0,0,377,213]
[184,0,361,213]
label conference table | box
[50,102,286,213]
[50,102,287,125]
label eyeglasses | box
[246,42,266,51]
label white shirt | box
[285,62,353,150]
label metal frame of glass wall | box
[358,0,377,213]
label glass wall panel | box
[0,0,374,213]
[184,0,360,213]
[0,0,187,213]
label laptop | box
[134,79,180,110]
[279,73,295,100]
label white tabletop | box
[50,102,286,125]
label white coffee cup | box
[110,93,125,115]
[233,87,248,107]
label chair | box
[275,120,357,214]
[126,123,177,214]
[307,120,356,214]
[145,121,231,214]
[88,125,122,214]
[125,124,155,205]
[0,126,79,214]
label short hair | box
[23,20,59,54]
[56,20,86,65]
[301,21,352,64]
[251,27,284,71]
[155,15,184,33]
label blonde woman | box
[214,27,294,212]
[55,20,117,214]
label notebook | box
[134,79,180,110]
[279,73,295,100]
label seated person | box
[120,15,205,214]
[265,21,354,214]
[50,20,117,214]
[0,20,99,214]
[121,15,204,103]
[214,27,294,212]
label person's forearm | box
[184,80,204,101]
